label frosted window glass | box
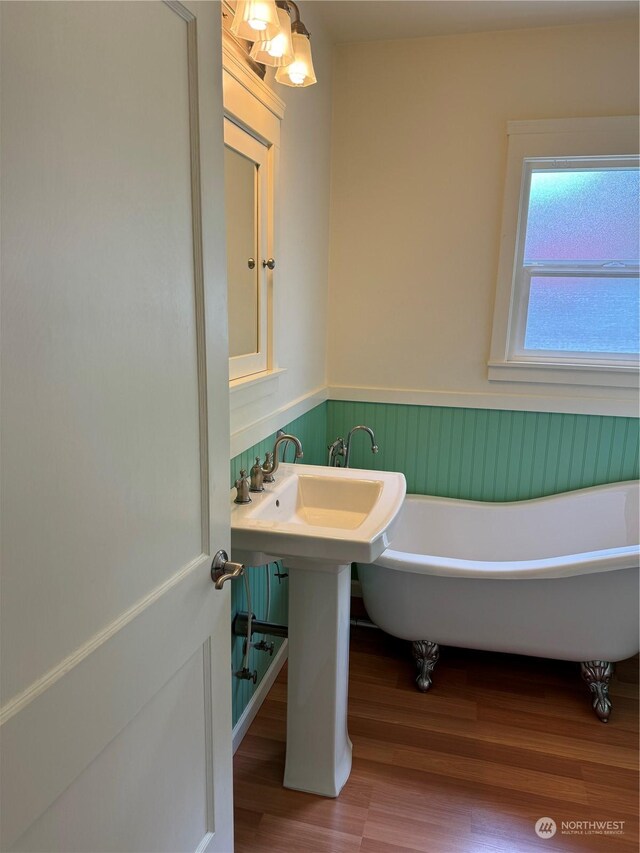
[524,170,639,262]
[524,276,639,353]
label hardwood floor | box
[233,626,639,852]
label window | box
[516,161,638,357]
[489,117,639,389]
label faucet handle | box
[262,451,275,483]
[249,456,264,492]
[234,470,251,504]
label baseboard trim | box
[232,639,288,754]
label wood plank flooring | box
[233,627,639,852]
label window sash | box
[522,161,639,266]
[510,267,639,364]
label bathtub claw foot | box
[581,661,614,723]
[412,641,440,692]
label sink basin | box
[231,463,406,565]
[253,474,382,529]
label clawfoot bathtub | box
[359,482,639,722]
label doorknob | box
[211,550,244,589]
[262,258,275,270]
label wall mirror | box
[224,118,269,378]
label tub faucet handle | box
[262,451,275,483]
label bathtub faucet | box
[327,437,347,467]
[345,425,378,467]
[328,425,378,468]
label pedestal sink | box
[231,463,406,797]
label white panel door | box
[0,2,234,851]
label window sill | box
[488,360,638,388]
[229,368,286,412]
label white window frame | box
[488,116,639,388]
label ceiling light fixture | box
[249,6,294,67]
[230,0,281,41]
[235,0,317,88]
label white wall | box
[272,4,332,402]
[230,6,332,453]
[327,21,639,415]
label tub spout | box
[344,425,378,468]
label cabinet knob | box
[262,258,276,270]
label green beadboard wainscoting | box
[328,401,639,501]
[229,402,327,726]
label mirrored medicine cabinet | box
[224,119,267,378]
[222,11,285,387]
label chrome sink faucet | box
[262,433,303,482]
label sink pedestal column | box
[283,558,352,798]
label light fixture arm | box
[276,0,310,37]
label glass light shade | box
[230,0,280,41]
[250,8,294,67]
[275,32,317,87]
